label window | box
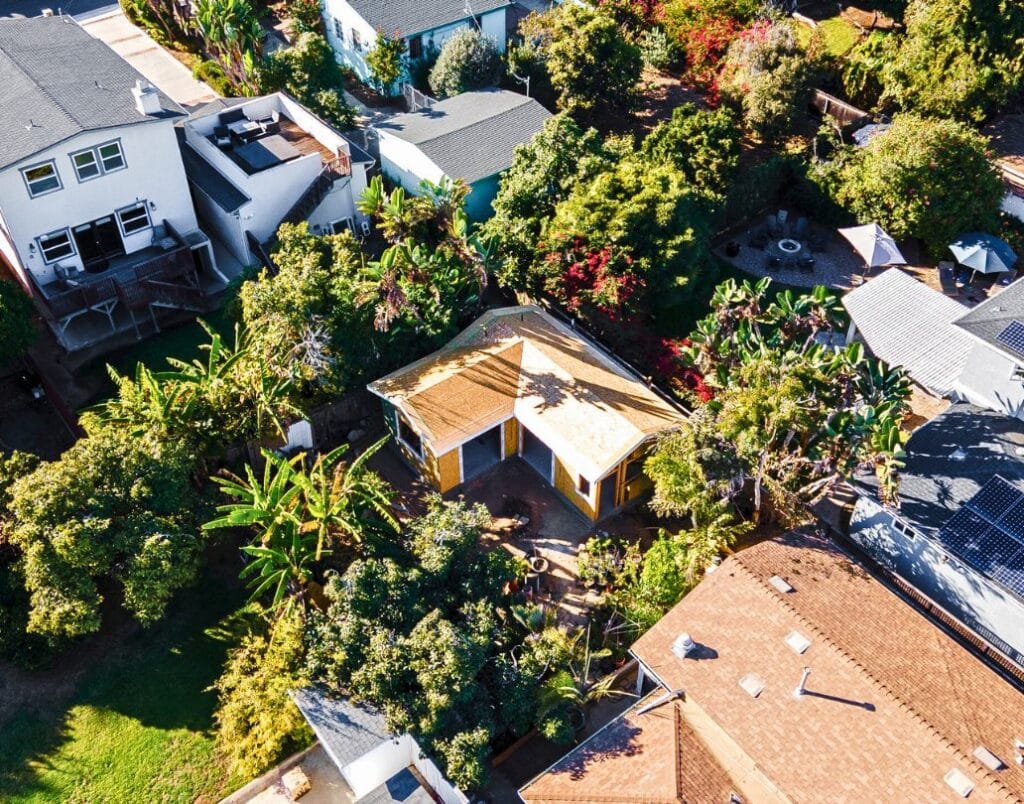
[351,28,362,52]
[577,475,591,496]
[98,142,126,172]
[116,203,151,236]
[408,35,422,59]
[71,149,101,180]
[891,515,916,540]
[332,17,344,41]
[70,141,126,182]
[38,229,75,264]
[22,161,61,197]
[331,217,354,235]
[397,414,422,457]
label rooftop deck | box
[214,118,343,175]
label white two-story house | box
[180,93,375,265]
[0,16,220,353]
[322,0,510,86]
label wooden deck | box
[277,119,336,162]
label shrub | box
[638,27,676,69]
[213,609,313,779]
[193,59,235,96]
[365,35,406,96]
[287,0,323,36]
[0,279,36,367]
[428,28,502,98]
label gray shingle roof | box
[347,0,510,38]
[0,16,184,170]
[842,268,975,396]
[857,403,1024,535]
[954,277,1024,361]
[291,687,392,768]
[377,89,551,184]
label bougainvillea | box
[682,14,740,86]
[651,337,712,401]
[544,241,645,322]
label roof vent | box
[41,8,54,16]
[769,575,794,593]
[131,79,162,116]
[950,447,968,462]
[738,674,764,698]
[671,632,696,659]
[785,631,811,654]
[972,746,1005,771]
[944,768,975,798]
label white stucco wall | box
[954,341,1024,419]
[0,119,200,286]
[1002,189,1024,223]
[189,182,250,265]
[849,496,1024,663]
[340,734,416,799]
[378,131,446,196]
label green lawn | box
[0,564,254,803]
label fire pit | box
[778,238,802,254]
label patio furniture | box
[213,125,231,148]
[749,228,769,249]
[999,270,1018,286]
[937,260,958,294]
[767,213,783,237]
[777,209,789,227]
[793,217,808,237]
[258,110,281,135]
[949,231,1018,281]
[783,257,798,271]
[219,107,246,125]
[838,222,906,271]
[234,134,301,172]
[766,255,782,270]
[799,256,816,273]
[954,266,972,288]
[228,118,263,143]
[725,240,741,257]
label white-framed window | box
[332,17,344,41]
[71,149,101,181]
[351,28,362,52]
[116,202,151,236]
[70,140,126,182]
[331,217,354,235]
[22,160,62,198]
[891,515,916,540]
[397,413,423,458]
[577,475,591,497]
[38,228,76,264]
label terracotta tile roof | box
[519,693,737,803]
[368,307,685,479]
[631,532,1024,803]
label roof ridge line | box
[731,558,1021,801]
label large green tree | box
[647,279,911,524]
[261,32,355,129]
[428,27,502,98]
[881,0,1024,123]
[818,114,1004,256]
[519,3,642,124]
[5,430,203,640]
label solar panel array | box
[996,320,1024,357]
[937,476,1024,600]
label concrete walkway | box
[79,9,216,109]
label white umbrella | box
[838,223,906,271]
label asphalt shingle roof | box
[857,403,1024,536]
[842,268,975,396]
[954,277,1024,361]
[630,531,1024,803]
[377,89,550,184]
[0,16,184,170]
[346,0,510,38]
[178,139,250,213]
[291,687,392,768]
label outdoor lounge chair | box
[766,255,782,270]
[799,256,816,273]
[213,125,231,148]
[937,261,958,294]
[766,213,783,237]
[219,107,246,126]
[793,217,808,238]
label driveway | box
[77,10,217,108]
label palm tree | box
[193,0,264,90]
[240,527,325,611]
[296,438,398,560]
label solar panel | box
[937,477,1024,601]
[965,476,1021,524]
[996,320,1024,357]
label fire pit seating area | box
[740,210,821,274]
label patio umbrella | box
[948,232,1018,277]
[838,223,906,271]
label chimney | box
[671,632,696,659]
[793,666,811,697]
[132,80,162,116]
